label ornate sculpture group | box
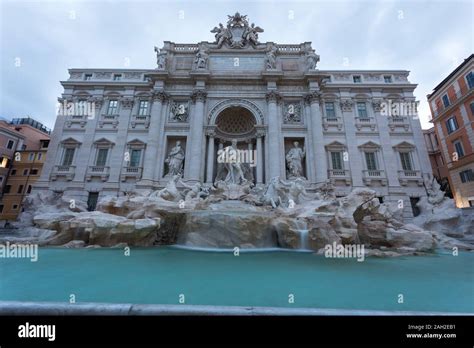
[210,12,263,49]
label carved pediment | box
[358,141,380,150]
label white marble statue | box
[285,141,306,179]
[306,49,320,70]
[165,141,185,177]
[154,46,167,70]
[265,45,278,70]
[149,174,181,201]
[194,47,209,70]
[243,23,263,46]
[223,139,247,185]
[210,23,231,48]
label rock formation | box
[5,178,473,255]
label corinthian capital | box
[265,91,281,103]
[191,90,207,103]
[304,91,320,104]
[153,91,169,103]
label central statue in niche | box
[286,141,306,179]
[223,139,248,185]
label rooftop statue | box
[210,12,264,49]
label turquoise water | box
[0,247,473,313]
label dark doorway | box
[87,192,99,211]
[410,197,420,217]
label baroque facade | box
[36,13,432,219]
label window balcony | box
[130,114,150,129]
[398,170,423,186]
[322,116,343,132]
[362,169,387,186]
[355,116,377,131]
[65,115,87,129]
[388,115,410,132]
[98,114,119,129]
[120,166,143,181]
[51,165,76,181]
[328,169,351,185]
[86,166,110,181]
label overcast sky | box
[1,0,472,129]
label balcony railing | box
[98,114,119,128]
[120,166,143,181]
[398,170,423,186]
[362,169,387,186]
[130,114,150,129]
[328,169,351,185]
[355,117,377,131]
[322,116,343,131]
[51,165,76,181]
[86,166,110,181]
[388,115,410,131]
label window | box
[130,149,141,167]
[466,71,474,89]
[10,169,16,176]
[330,151,343,170]
[0,157,10,168]
[453,140,465,158]
[23,169,28,176]
[84,74,92,81]
[399,152,413,171]
[17,185,24,194]
[138,100,149,116]
[0,176,3,183]
[21,144,26,150]
[384,75,392,83]
[12,204,18,210]
[113,74,122,81]
[353,75,361,83]
[62,148,75,166]
[325,102,336,119]
[0,205,3,213]
[460,169,474,183]
[95,148,108,166]
[365,152,377,170]
[107,100,118,115]
[470,102,474,116]
[30,169,38,175]
[6,140,14,149]
[357,102,368,118]
[442,94,450,108]
[40,140,50,149]
[37,153,42,161]
[27,185,32,194]
[3,185,11,193]
[445,117,458,134]
[28,153,35,161]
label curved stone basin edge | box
[0,301,471,316]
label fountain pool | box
[0,247,472,313]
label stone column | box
[187,90,207,182]
[265,91,281,179]
[306,91,327,183]
[341,98,364,187]
[373,99,400,187]
[141,91,168,184]
[205,129,215,184]
[108,96,134,183]
[256,134,263,184]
